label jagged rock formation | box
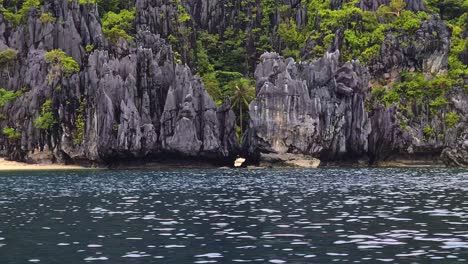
[359,0,427,12]
[247,49,468,165]
[368,15,450,77]
[244,8,468,166]
[136,0,307,36]
[245,51,372,163]
[0,0,467,167]
[0,1,237,164]
[440,90,468,166]
[442,136,468,167]
[366,13,467,165]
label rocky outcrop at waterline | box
[243,8,467,166]
[244,51,371,163]
[240,0,468,167]
[0,1,238,164]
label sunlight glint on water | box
[0,168,467,263]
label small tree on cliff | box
[34,100,57,132]
[0,48,18,70]
[227,78,255,141]
[2,126,23,160]
[44,49,79,84]
[378,0,406,18]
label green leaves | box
[392,10,426,32]
[447,16,468,85]
[0,48,18,68]
[377,0,406,18]
[277,18,305,60]
[0,88,22,107]
[34,100,57,131]
[225,78,255,140]
[227,78,255,110]
[72,98,86,145]
[177,4,191,23]
[423,125,435,139]
[382,90,400,107]
[2,127,21,140]
[81,0,135,43]
[0,0,40,26]
[44,49,80,82]
[446,111,461,128]
[101,8,135,43]
[426,0,468,20]
[39,12,56,24]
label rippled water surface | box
[1,168,468,263]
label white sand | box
[0,158,85,171]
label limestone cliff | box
[244,8,468,166]
[0,1,237,164]
[245,51,373,163]
[0,0,467,167]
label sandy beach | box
[0,158,85,171]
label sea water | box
[0,168,467,263]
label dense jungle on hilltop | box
[0,0,467,166]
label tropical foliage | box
[0,88,21,107]
[44,49,80,82]
[34,100,57,131]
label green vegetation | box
[382,90,400,107]
[426,0,468,20]
[0,48,18,68]
[0,0,466,140]
[0,0,40,26]
[80,0,134,44]
[83,0,465,136]
[72,98,86,145]
[446,111,460,128]
[95,0,132,15]
[0,88,21,107]
[226,78,255,140]
[372,70,462,135]
[393,72,453,102]
[446,15,468,88]
[2,126,21,140]
[78,0,97,5]
[85,45,95,54]
[101,8,135,43]
[377,0,406,17]
[423,125,435,139]
[39,12,56,24]
[429,96,448,115]
[34,100,57,131]
[44,49,80,82]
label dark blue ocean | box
[0,168,467,263]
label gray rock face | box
[246,51,371,162]
[247,49,468,165]
[369,15,450,77]
[246,9,468,166]
[135,0,309,68]
[440,90,468,166]
[365,14,467,164]
[442,136,468,167]
[0,0,467,167]
[359,0,426,12]
[0,0,237,164]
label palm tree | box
[227,78,255,141]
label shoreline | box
[0,158,458,172]
[0,158,87,171]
